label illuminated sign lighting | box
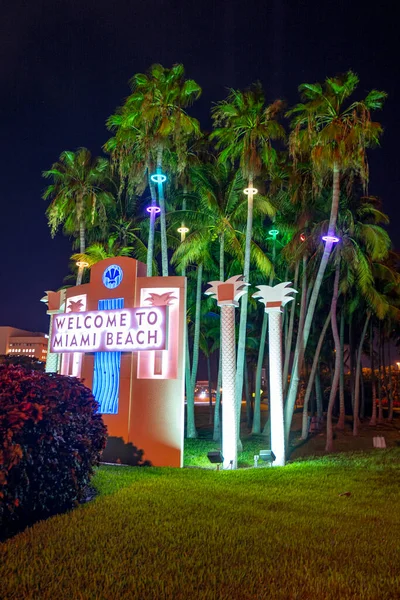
[322,235,340,243]
[147,205,161,214]
[51,306,166,353]
[243,187,258,195]
[150,173,167,183]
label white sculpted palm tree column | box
[205,276,249,469]
[253,283,297,466]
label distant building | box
[0,327,48,362]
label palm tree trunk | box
[252,312,268,434]
[76,220,86,285]
[326,261,341,452]
[337,305,346,429]
[146,174,157,277]
[213,357,222,441]
[187,264,203,438]
[156,147,168,277]
[388,341,394,421]
[353,311,371,436]
[213,232,225,441]
[283,261,300,395]
[244,360,252,428]
[349,314,355,410]
[235,177,254,446]
[207,354,213,425]
[284,164,340,448]
[301,310,331,439]
[315,366,323,419]
[284,256,307,441]
[377,323,383,423]
[253,239,276,431]
[369,319,377,426]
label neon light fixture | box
[150,173,167,183]
[76,260,89,268]
[177,226,189,234]
[147,205,161,214]
[243,187,258,195]
[322,235,340,243]
[268,229,279,238]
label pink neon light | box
[322,235,340,243]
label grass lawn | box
[1,448,400,599]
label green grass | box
[1,449,400,599]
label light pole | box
[253,282,297,466]
[206,275,249,469]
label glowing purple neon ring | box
[150,173,167,183]
[322,235,340,243]
[147,206,161,214]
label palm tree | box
[284,72,387,446]
[43,148,114,285]
[107,64,202,276]
[211,84,284,434]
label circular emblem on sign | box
[102,264,123,289]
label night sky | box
[1,0,398,333]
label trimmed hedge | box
[0,365,107,535]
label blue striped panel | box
[93,298,123,414]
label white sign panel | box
[51,306,166,353]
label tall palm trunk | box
[156,147,168,276]
[326,261,341,451]
[284,164,340,447]
[353,311,371,436]
[283,261,300,395]
[252,314,268,434]
[146,173,157,276]
[253,241,275,434]
[349,314,355,410]
[235,177,254,445]
[187,264,203,438]
[337,305,346,429]
[369,319,377,426]
[213,233,225,441]
[284,256,307,440]
[315,366,323,419]
[301,311,331,439]
[377,322,384,423]
[388,341,394,421]
[76,220,86,285]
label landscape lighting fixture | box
[150,173,167,184]
[146,205,161,214]
[243,187,258,195]
[259,450,276,464]
[322,235,340,243]
[207,451,224,470]
[177,226,189,234]
[268,229,279,238]
[76,261,89,269]
[300,233,306,242]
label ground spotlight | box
[207,451,224,470]
[259,450,276,465]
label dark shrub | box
[0,365,107,535]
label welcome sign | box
[51,306,167,353]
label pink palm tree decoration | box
[253,282,297,466]
[205,275,249,469]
